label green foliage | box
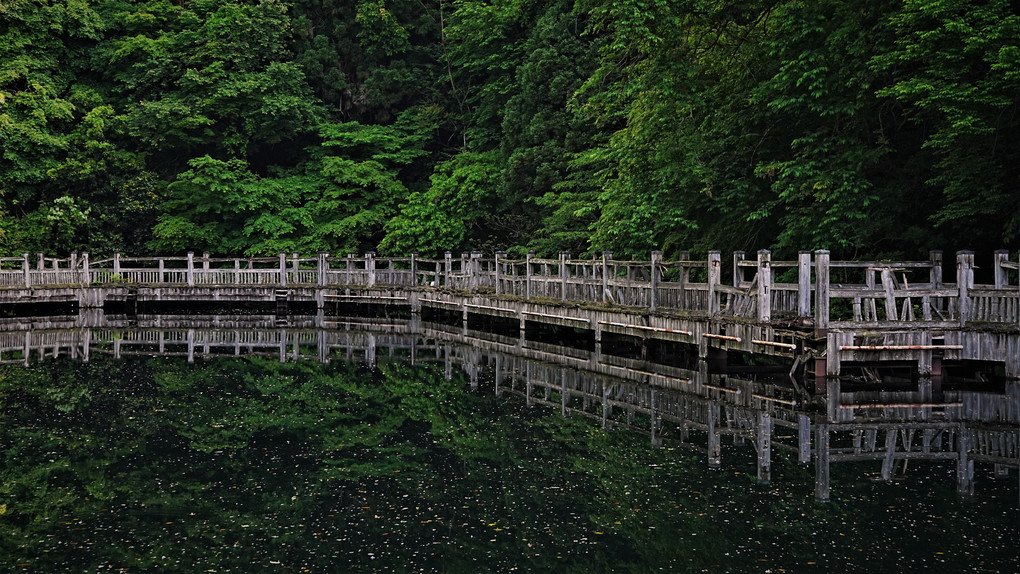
[381,150,501,255]
[151,120,426,255]
[873,0,1020,243]
[1,0,1018,258]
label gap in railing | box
[466,313,518,338]
[326,302,412,320]
[942,360,1013,385]
[421,306,461,327]
[1,301,77,317]
[523,321,595,352]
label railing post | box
[22,252,30,288]
[929,250,944,286]
[185,252,194,286]
[202,252,210,272]
[560,251,570,302]
[815,250,830,329]
[366,252,376,287]
[994,249,1009,290]
[410,252,418,286]
[292,252,300,284]
[732,251,746,287]
[159,258,166,284]
[797,251,812,321]
[495,251,505,296]
[469,251,481,292]
[81,252,89,284]
[708,251,721,316]
[957,250,974,326]
[318,252,329,287]
[279,253,287,287]
[444,251,452,287]
[677,251,689,307]
[234,259,241,285]
[526,251,535,299]
[757,249,771,323]
[602,251,612,303]
[36,252,44,271]
[113,252,121,276]
[650,250,661,312]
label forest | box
[1,0,1018,261]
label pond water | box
[0,324,1018,573]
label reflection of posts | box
[756,411,772,484]
[708,403,721,468]
[651,390,661,448]
[815,423,830,502]
[957,427,974,496]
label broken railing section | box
[1,249,1018,326]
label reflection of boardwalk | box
[1,250,1018,381]
[0,315,1017,503]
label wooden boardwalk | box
[1,249,1018,382]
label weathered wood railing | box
[1,249,1017,328]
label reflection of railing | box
[2,316,1016,503]
[2,249,1017,330]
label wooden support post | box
[650,250,661,312]
[708,251,721,316]
[757,250,771,323]
[957,250,974,326]
[815,250,830,329]
[410,252,418,286]
[278,253,287,287]
[317,252,328,287]
[366,252,376,287]
[994,249,1009,290]
[202,252,210,272]
[36,252,44,270]
[113,252,121,276]
[291,252,299,283]
[815,424,830,501]
[445,251,453,287]
[560,251,570,302]
[495,251,505,296]
[798,251,812,321]
[732,251,745,287]
[21,252,30,288]
[186,252,195,286]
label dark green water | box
[1,353,1017,573]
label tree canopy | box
[2,0,1017,259]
